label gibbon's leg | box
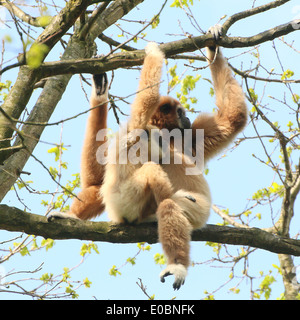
[48,74,108,221]
[80,73,109,189]
[192,25,248,161]
[128,42,165,131]
[157,199,192,290]
[158,190,211,290]
[128,162,194,290]
[132,161,173,205]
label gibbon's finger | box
[92,73,108,96]
[207,24,223,41]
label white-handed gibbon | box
[48,25,248,290]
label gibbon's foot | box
[93,73,108,97]
[47,211,80,222]
[160,264,187,290]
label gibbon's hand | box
[207,24,223,41]
[160,264,187,290]
[207,24,223,52]
[92,73,109,97]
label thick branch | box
[38,21,299,78]
[1,205,300,257]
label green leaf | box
[80,242,99,257]
[137,242,151,251]
[48,144,67,162]
[62,267,71,282]
[181,74,201,95]
[153,253,166,265]
[151,15,160,29]
[20,246,30,256]
[170,0,194,7]
[65,286,79,299]
[249,88,258,103]
[83,277,92,288]
[126,257,136,265]
[292,94,300,104]
[40,273,53,283]
[109,265,121,277]
[259,275,275,300]
[281,69,294,80]
[272,264,282,275]
[41,238,55,251]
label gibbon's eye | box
[160,104,172,115]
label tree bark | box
[1,204,300,257]
[35,21,299,79]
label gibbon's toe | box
[160,264,187,290]
[47,211,79,222]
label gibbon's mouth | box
[179,116,191,129]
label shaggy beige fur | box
[48,33,248,290]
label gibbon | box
[48,25,248,290]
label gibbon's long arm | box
[48,74,109,221]
[128,43,165,131]
[192,26,248,161]
[68,74,108,219]
[80,74,108,189]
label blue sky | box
[1,0,300,300]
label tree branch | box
[0,0,145,202]
[0,0,92,162]
[37,21,299,78]
[1,204,300,257]
[222,0,291,34]
[1,0,42,27]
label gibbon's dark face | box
[150,96,191,131]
